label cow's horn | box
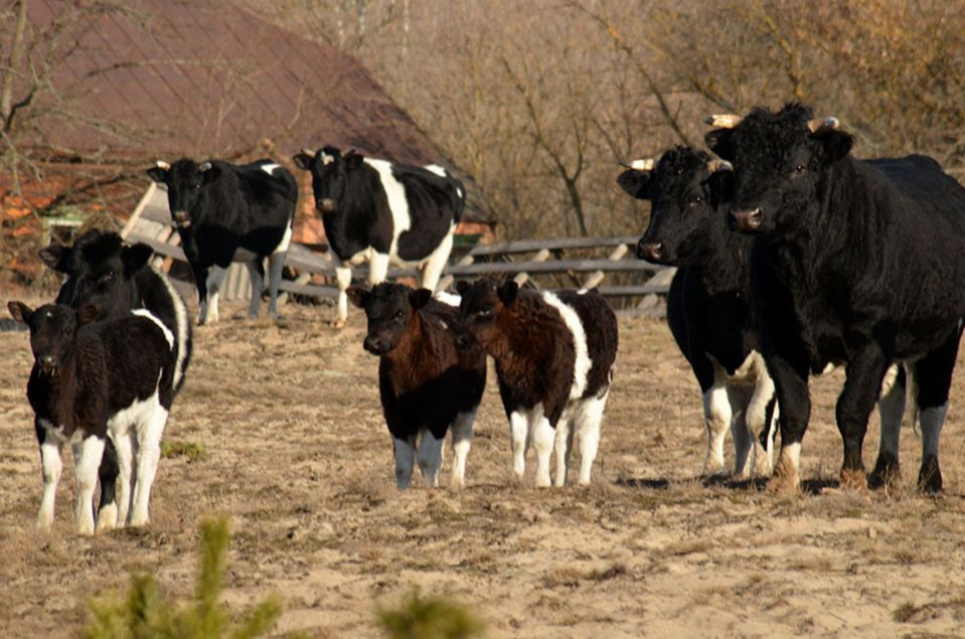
[300,147,314,157]
[705,114,742,128]
[807,117,840,134]
[621,158,655,171]
[155,160,171,170]
[198,162,212,172]
[707,159,733,173]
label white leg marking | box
[553,417,571,487]
[419,227,455,293]
[394,436,417,490]
[417,429,445,488]
[745,371,776,476]
[202,265,229,324]
[877,369,906,462]
[368,252,391,287]
[449,410,475,488]
[702,383,731,476]
[38,441,63,529]
[778,442,802,484]
[509,410,530,481]
[129,406,168,527]
[112,430,136,527]
[96,501,118,533]
[532,416,555,488]
[541,292,591,399]
[73,436,106,536]
[335,263,352,326]
[244,261,264,319]
[920,403,947,459]
[573,392,608,485]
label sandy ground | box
[2,299,965,638]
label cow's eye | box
[100,271,115,283]
[394,310,404,320]
[795,164,806,174]
[689,196,703,207]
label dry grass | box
[2,305,965,638]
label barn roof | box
[24,0,450,166]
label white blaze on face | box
[321,152,336,166]
[132,309,175,349]
[260,163,281,176]
[367,159,412,255]
[541,291,591,400]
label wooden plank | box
[582,244,628,290]
[513,248,551,286]
[121,182,158,239]
[278,280,339,299]
[470,235,639,257]
[448,258,662,276]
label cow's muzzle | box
[172,211,191,227]
[729,208,763,232]
[637,242,664,263]
[363,335,391,355]
[317,198,336,214]
[37,355,57,375]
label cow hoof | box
[868,452,900,490]
[767,456,800,494]
[332,319,347,330]
[839,467,869,492]
[918,455,943,494]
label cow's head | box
[618,147,734,265]
[705,103,853,239]
[8,302,99,376]
[146,158,220,227]
[292,146,364,214]
[456,278,517,351]
[347,283,433,356]
[39,230,153,321]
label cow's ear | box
[346,286,369,309]
[706,161,735,207]
[8,301,33,324]
[146,166,168,183]
[199,162,221,184]
[39,244,70,272]
[705,128,736,162]
[122,243,153,274]
[816,130,854,165]
[77,303,102,326]
[292,153,313,171]
[616,170,654,200]
[344,152,365,171]
[497,281,519,306]
[455,280,470,295]
[409,288,433,311]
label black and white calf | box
[618,148,778,478]
[348,283,486,489]
[293,147,466,328]
[9,302,174,534]
[457,280,618,487]
[707,103,965,492]
[146,158,297,324]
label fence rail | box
[123,187,674,316]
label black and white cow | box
[292,146,466,328]
[707,103,965,493]
[618,147,778,478]
[457,279,618,487]
[9,301,174,534]
[347,283,486,489]
[146,158,297,324]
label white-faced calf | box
[9,301,174,534]
[457,279,618,487]
[348,283,486,489]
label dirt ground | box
[2,299,965,638]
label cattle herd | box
[8,102,965,535]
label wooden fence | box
[123,184,675,316]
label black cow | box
[618,148,778,479]
[146,158,297,324]
[347,284,486,489]
[292,146,466,328]
[9,302,174,534]
[707,103,965,493]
